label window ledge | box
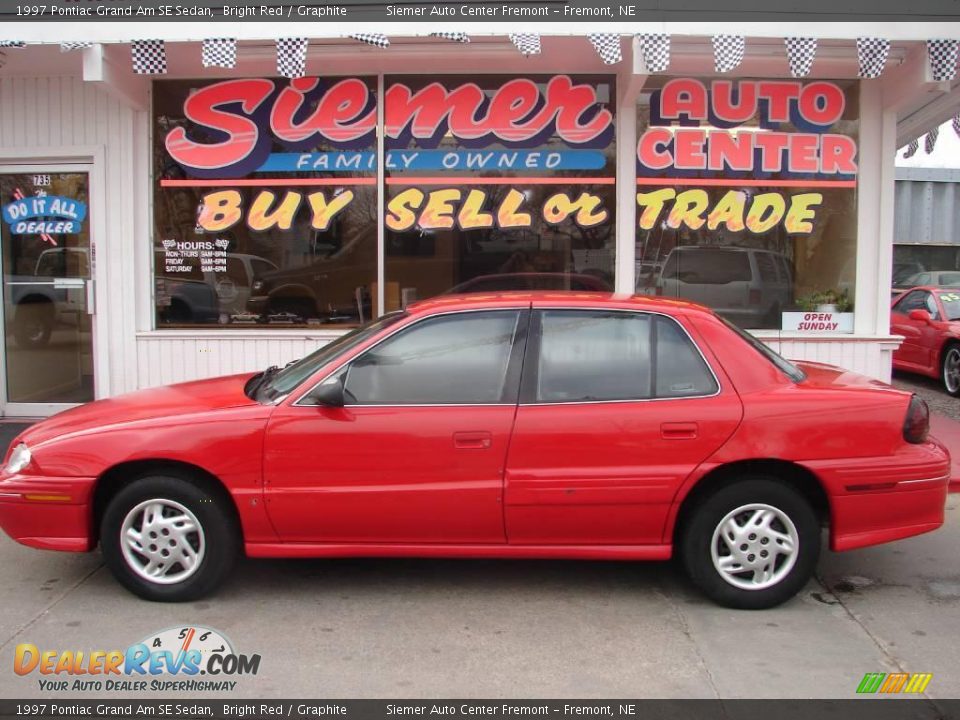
[750,331,902,343]
[136,328,351,340]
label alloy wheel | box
[710,503,799,591]
[944,348,960,394]
[119,498,206,585]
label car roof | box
[405,291,716,317]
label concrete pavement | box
[0,494,956,699]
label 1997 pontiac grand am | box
[0,293,950,608]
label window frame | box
[294,307,531,408]
[518,308,721,406]
[894,290,930,315]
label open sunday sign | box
[2,195,87,234]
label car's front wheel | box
[101,474,238,602]
[942,344,960,397]
[680,478,820,609]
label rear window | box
[719,316,806,383]
[662,249,752,285]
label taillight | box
[903,394,930,444]
[748,289,762,305]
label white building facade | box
[0,23,958,417]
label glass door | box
[0,169,95,415]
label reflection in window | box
[344,311,519,405]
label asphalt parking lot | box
[0,375,957,701]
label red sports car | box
[0,294,950,609]
[891,285,960,395]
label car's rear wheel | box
[942,344,960,397]
[680,478,820,609]
[101,475,238,602]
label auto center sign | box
[636,78,857,236]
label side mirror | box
[306,378,346,407]
[909,309,933,324]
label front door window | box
[0,171,94,406]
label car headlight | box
[5,443,31,474]
[251,280,264,292]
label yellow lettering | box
[247,191,302,232]
[14,644,39,676]
[196,190,242,232]
[385,188,425,232]
[307,190,354,231]
[636,188,676,230]
[784,192,823,234]
[745,193,787,234]
[667,189,709,230]
[497,188,532,228]
[419,188,461,230]
[457,189,493,229]
[707,190,747,232]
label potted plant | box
[795,289,854,313]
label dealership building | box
[0,22,958,417]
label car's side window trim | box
[294,307,531,408]
[518,308,722,406]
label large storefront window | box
[153,77,377,327]
[153,74,617,329]
[635,78,859,331]
[383,75,616,305]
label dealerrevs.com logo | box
[14,625,260,692]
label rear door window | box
[665,249,752,285]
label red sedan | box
[891,286,960,395]
[0,294,950,609]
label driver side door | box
[262,309,528,543]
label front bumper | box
[0,472,96,552]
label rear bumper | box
[808,441,950,552]
[0,472,95,552]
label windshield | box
[938,291,960,321]
[719,316,806,383]
[255,312,408,402]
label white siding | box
[0,75,141,398]
[761,337,900,383]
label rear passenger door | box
[503,308,743,546]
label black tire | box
[942,343,960,397]
[14,301,54,348]
[100,474,239,602]
[680,477,820,609]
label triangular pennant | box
[350,33,390,48]
[952,114,960,139]
[131,40,167,75]
[903,140,919,159]
[925,127,939,154]
[857,37,890,78]
[276,37,307,79]
[638,34,670,73]
[508,33,541,57]
[928,39,959,81]
[60,42,93,52]
[588,34,621,65]
[202,38,237,69]
[784,37,817,78]
[430,32,469,43]
[713,35,745,73]
[0,41,26,48]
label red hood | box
[21,373,260,446]
[793,361,903,393]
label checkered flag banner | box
[430,32,470,43]
[202,38,237,69]
[131,39,167,75]
[953,114,960,139]
[903,139,919,159]
[0,41,26,48]
[857,37,889,78]
[276,37,307,78]
[509,33,541,56]
[925,126,939,154]
[60,42,93,52]
[928,39,959,81]
[588,34,622,65]
[350,34,390,48]
[638,34,670,73]
[784,37,817,78]
[713,35,745,73]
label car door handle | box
[453,431,493,449]
[661,422,698,440]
